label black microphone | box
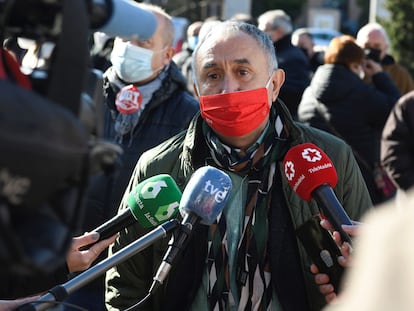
[149,166,232,294]
[283,143,353,244]
[87,174,182,246]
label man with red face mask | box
[105,21,372,311]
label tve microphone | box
[283,143,353,244]
[91,174,182,242]
[150,166,232,294]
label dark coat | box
[381,90,414,190]
[298,64,400,204]
[274,35,311,119]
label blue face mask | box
[187,36,199,51]
[110,40,155,83]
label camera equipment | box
[0,1,157,290]
[364,47,381,63]
[0,0,157,41]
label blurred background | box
[143,0,414,76]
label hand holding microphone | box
[283,142,354,292]
[21,175,183,311]
[283,143,353,244]
[84,174,182,249]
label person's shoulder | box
[296,122,350,152]
[384,59,412,76]
[169,90,199,119]
[137,130,187,172]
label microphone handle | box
[19,219,180,311]
[312,184,353,245]
[94,208,135,241]
[80,209,135,251]
[151,212,199,288]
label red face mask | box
[199,85,271,137]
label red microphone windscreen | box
[0,48,31,89]
[283,143,338,201]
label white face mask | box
[110,40,156,83]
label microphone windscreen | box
[283,143,338,201]
[98,0,157,40]
[126,174,182,228]
[180,166,232,225]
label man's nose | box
[220,76,239,94]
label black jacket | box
[381,90,414,190]
[274,35,311,119]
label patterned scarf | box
[203,106,289,310]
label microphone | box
[90,0,157,40]
[90,174,182,243]
[283,143,353,244]
[150,166,232,294]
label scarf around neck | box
[202,105,290,310]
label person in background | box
[356,22,414,95]
[105,20,371,311]
[381,90,414,200]
[67,3,199,310]
[257,9,311,119]
[173,20,203,96]
[173,20,203,69]
[291,28,325,75]
[229,12,257,26]
[298,35,400,206]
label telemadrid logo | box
[284,161,295,181]
[302,147,322,162]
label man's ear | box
[164,46,175,64]
[193,83,199,98]
[271,69,285,102]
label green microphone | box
[92,174,182,241]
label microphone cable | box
[123,292,151,311]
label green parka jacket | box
[106,102,372,311]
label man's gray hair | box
[191,21,278,86]
[356,22,390,50]
[257,10,293,35]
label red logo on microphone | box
[302,147,322,162]
[285,161,295,181]
[283,143,338,201]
